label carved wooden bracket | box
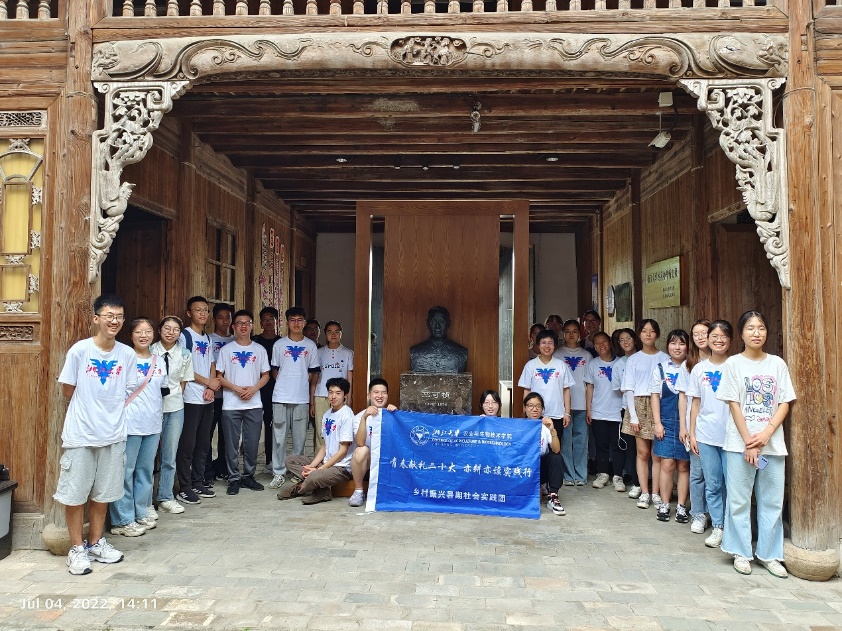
[89,80,189,283]
[679,78,790,290]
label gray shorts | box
[53,441,126,506]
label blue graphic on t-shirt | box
[598,366,613,381]
[137,362,151,377]
[666,372,679,386]
[536,367,556,384]
[90,359,118,385]
[286,345,306,362]
[704,371,722,393]
[233,351,253,368]
[195,340,209,357]
[324,418,336,436]
[563,356,585,372]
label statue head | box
[426,306,451,340]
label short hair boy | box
[55,294,137,575]
[348,378,397,507]
[277,377,353,504]
[313,320,354,453]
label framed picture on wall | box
[615,282,632,322]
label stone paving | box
[1,470,841,631]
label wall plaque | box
[644,256,683,309]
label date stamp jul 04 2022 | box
[19,597,158,610]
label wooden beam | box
[631,172,643,323]
[233,154,654,169]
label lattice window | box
[0,136,43,313]
[206,219,236,304]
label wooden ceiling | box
[174,76,696,231]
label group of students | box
[54,294,365,576]
[513,309,795,578]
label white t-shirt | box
[675,361,693,428]
[210,333,233,399]
[684,359,730,448]
[179,328,214,405]
[611,355,629,410]
[584,357,622,422]
[314,345,354,397]
[126,354,168,436]
[271,336,320,404]
[539,423,552,456]
[649,359,683,397]
[149,341,194,413]
[353,408,382,449]
[517,357,576,419]
[216,341,271,410]
[553,346,590,410]
[322,404,354,470]
[716,353,796,456]
[58,338,138,448]
[620,350,669,396]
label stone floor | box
[1,467,840,631]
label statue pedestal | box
[399,372,472,415]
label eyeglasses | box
[234,321,253,327]
[133,330,154,336]
[161,326,180,334]
[709,334,730,342]
[97,313,124,322]
[524,403,543,410]
[288,318,305,324]
[692,333,708,339]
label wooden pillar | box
[512,204,529,419]
[690,114,714,320]
[781,0,840,579]
[243,172,257,311]
[352,210,372,413]
[630,173,643,322]
[42,0,109,552]
[167,120,197,314]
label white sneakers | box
[269,474,286,489]
[651,493,663,507]
[704,527,723,548]
[733,555,752,575]
[110,521,146,537]
[592,473,610,489]
[628,485,642,499]
[146,506,159,521]
[612,476,626,492]
[348,489,365,507]
[760,559,788,578]
[158,499,185,514]
[88,537,124,564]
[690,515,707,534]
[636,493,651,509]
[137,517,157,530]
[67,538,125,575]
[67,544,92,575]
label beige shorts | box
[620,396,656,441]
[54,441,126,506]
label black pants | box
[540,451,564,494]
[260,388,274,464]
[177,402,214,489]
[591,419,625,478]
[204,397,227,479]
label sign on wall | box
[644,256,683,308]
[366,410,540,519]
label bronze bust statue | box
[410,306,468,373]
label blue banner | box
[366,410,541,519]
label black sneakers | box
[192,483,215,498]
[177,488,201,505]
[656,503,671,522]
[240,476,264,491]
[226,481,240,495]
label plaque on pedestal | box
[399,372,473,416]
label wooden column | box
[782,0,840,579]
[630,173,643,322]
[42,0,109,550]
[167,121,197,314]
[690,114,714,320]
[243,172,257,311]
[511,204,529,419]
[351,211,372,412]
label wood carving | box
[89,81,189,282]
[0,325,35,341]
[91,33,787,82]
[680,78,790,289]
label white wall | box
[531,233,578,323]
[314,231,579,351]
[314,232,356,349]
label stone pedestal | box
[399,372,472,415]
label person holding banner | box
[523,392,564,515]
[349,378,397,507]
[277,377,354,505]
[518,329,575,446]
[479,390,502,417]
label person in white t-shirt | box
[555,319,592,486]
[611,327,641,495]
[55,294,138,576]
[109,318,167,538]
[348,378,398,507]
[585,332,624,492]
[277,378,354,504]
[216,310,271,496]
[517,329,574,439]
[314,320,354,452]
[619,319,669,510]
[268,307,321,489]
[716,311,795,579]
[523,392,564,516]
[205,302,234,485]
[684,319,732,549]
[176,296,221,505]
